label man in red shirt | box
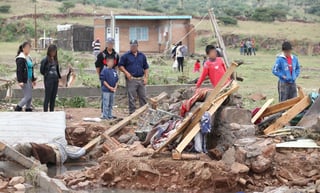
[196,45,228,88]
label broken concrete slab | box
[298,96,320,128]
[0,112,66,145]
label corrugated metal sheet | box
[0,112,66,145]
[103,15,192,20]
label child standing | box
[100,58,119,120]
[193,59,201,72]
[196,45,228,88]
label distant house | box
[94,15,195,54]
[57,24,93,51]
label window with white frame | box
[129,27,149,41]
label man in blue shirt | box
[119,40,149,114]
[272,41,300,102]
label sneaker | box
[25,108,33,112]
[14,105,22,112]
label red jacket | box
[196,57,228,88]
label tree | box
[58,1,75,14]
[0,5,11,13]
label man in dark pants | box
[119,40,149,114]
[272,41,300,102]
[95,37,119,115]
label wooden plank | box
[261,97,302,118]
[0,112,66,145]
[149,92,168,109]
[251,98,274,124]
[0,141,39,169]
[175,95,229,154]
[264,96,311,135]
[103,104,149,137]
[261,86,304,118]
[83,136,101,152]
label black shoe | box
[14,105,22,112]
[25,108,33,112]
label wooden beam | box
[149,92,168,109]
[264,96,311,135]
[261,97,302,118]
[83,136,101,152]
[251,98,274,124]
[0,141,39,169]
[175,95,229,154]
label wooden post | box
[251,98,274,124]
[264,96,311,135]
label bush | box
[0,5,11,13]
[58,1,75,14]
[251,7,287,22]
[218,16,238,25]
[306,4,320,16]
[144,6,163,13]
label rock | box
[208,148,223,160]
[133,148,154,157]
[73,127,86,135]
[100,167,114,182]
[221,147,235,166]
[13,183,25,191]
[235,147,247,164]
[218,106,252,124]
[230,123,241,130]
[113,177,122,183]
[127,135,139,145]
[233,125,256,138]
[200,168,212,180]
[67,177,86,186]
[118,134,133,143]
[0,181,8,190]
[248,93,266,101]
[231,162,249,174]
[262,144,276,159]
[77,180,90,188]
[251,155,272,173]
[9,176,25,186]
[169,91,182,103]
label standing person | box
[196,45,229,88]
[176,41,185,72]
[95,37,119,115]
[193,59,201,72]
[15,42,37,112]
[251,38,256,55]
[92,38,101,59]
[272,41,300,102]
[240,40,245,55]
[100,58,119,120]
[119,40,149,114]
[40,44,61,112]
[246,39,252,56]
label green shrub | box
[306,4,320,16]
[251,7,287,22]
[58,1,75,14]
[218,16,238,25]
[0,5,11,13]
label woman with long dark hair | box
[40,44,61,112]
[15,42,37,112]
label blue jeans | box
[102,92,114,119]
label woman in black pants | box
[40,45,61,112]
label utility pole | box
[34,3,37,49]
[208,8,230,68]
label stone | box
[251,155,272,173]
[262,144,276,159]
[113,177,122,183]
[233,125,256,138]
[127,135,139,145]
[100,167,114,182]
[9,176,25,186]
[118,134,134,143]
[77,180,90,188]
[235,147,247,164]
[248,93,266,101]
[231,162,249,174]
[221,147,235,166]
[218,106,252,125]
[229,123,241,130]
[0,181,8,190]
[13,183,25,191]
[73,127,86,135]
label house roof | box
[102,15,192,20]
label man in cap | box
[95,37,120,114]
[272,41,300,102]
[119,40,149,114]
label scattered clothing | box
[180,88,211,117]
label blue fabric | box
[118,51,149,77]
[100,67,119,93]
[26,59,33,80]
[200,111,211,134]
[102,92,114,119]
[272,54,300,83]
